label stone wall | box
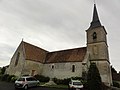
[22,60,43,76]
[6,42,25,76]
[42,62,82,79]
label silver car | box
[15,76,40,90]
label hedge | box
[53,77,83,85]
[0,74,17,82]
[34,74,50,82]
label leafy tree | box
[111,66,117,74]
[0,67,6,75]
[87,63,102,90]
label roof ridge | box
[22,41,49,52]
[45,47,87,63]
[49,47,86,53]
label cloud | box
[0,0,120,72]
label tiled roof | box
[45,47,87,63]
[23,41,48,63]
[22,41,87,63]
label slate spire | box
[90,4,101,28]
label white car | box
[69,80,83,90]
[15,76,40,90]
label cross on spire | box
[94,0,96,4]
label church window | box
[51,64,54,69]
[72,65,75,72]
[15,52,20,66]
[92,32,97,40]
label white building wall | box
[42,62,82,79]
[6,43,25,76]
[22,60,44,76]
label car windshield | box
[73,82,82,85]
[17,78,25,81]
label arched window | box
[93,32,97,40]
[52,65,54,69]
[72,65,75,72]
[15,52,20,66]
[51,64,54,69]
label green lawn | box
[47,84,68,89]
[40,82,68,89]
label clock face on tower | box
[92,32,97,40]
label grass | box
[47,84,68,89]
[40,82,68,89]
[40,82,46,85]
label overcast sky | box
[0,0,120,71]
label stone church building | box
[6,4,112,86]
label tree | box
[87,63,102,90]
[111,66,117,74]
[0,67,6,75]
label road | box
[0,81,68,90]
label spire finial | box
[94,0,96,4]
[89,4,101,28]
[22,38,24,42]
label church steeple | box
[90,4,101,28]
[86,4,113,86]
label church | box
[6,4,112,86]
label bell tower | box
[86,4,112,86]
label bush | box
[102,83,110,90]
[71,77,83,80]
[52,78,70,85]
[0,74,3,81]
[34,74,50,82]
[113,81,120,88]
[0,67,6,75]
[1,74,9,81]
[0,74,17,82]
[11,76,17,82]
[7,75,16,82]
[53,77,82,85]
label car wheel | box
[24,85,28,90]
[68,87,71,90]
[14,87,18,90]
[36,82,40,87]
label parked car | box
[68,80,83,90]
[15,76,40,90]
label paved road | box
[0,81,67,90]
[112,87,120,90]
[0,81,15,90]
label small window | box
[15,52,20,66]
[26,78,31,81]
[52,65,54,69]
[93,32,97,40]
[72,65,75,72]
[17,78,25,81]
[73,82,82,85]
[26,77,37,81]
